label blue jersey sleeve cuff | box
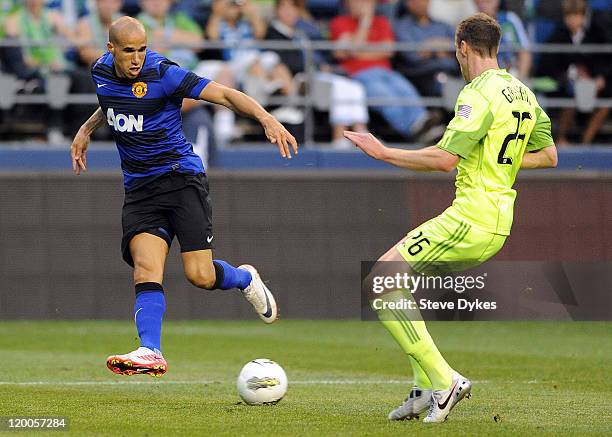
[189,78,211,100]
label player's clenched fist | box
[260,115,299,159]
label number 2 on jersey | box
[498,111,532,165]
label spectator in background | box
[206,0,302,124]
[4,0,77,143]
[4,0,74,75]
[0,0,16,31]
[0,0,16,74]
[173,0,212,26]
[428,0,476,26]
[331,0,441,141]
[306,0,341,19]
[531,0,564,47]
[70,0,123,137]
[537,0,612,145]
[377,0,400,20]
[589,0,612,11]
[76,0,123,67]
[394,0,458,96]
[138,0,203,70]
[306,0,401,22]
[475,0,531,79]
[292,0,315,20]
[267,0,369,147]
[138,0,217,149]
[502,0,528,19]
[45,0,89,27]
[0,0,15,49]
[1,0,40,82]
[121,0,140,15]
[268,0,327,54]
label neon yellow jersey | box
[436,68,554,235]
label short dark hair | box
[562,0,587,15]
[455,13,501,58]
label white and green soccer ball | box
[237,359,288,405]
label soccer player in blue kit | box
[70,17,298,377]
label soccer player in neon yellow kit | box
[345,13,558,423]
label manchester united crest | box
[132,82,147,98]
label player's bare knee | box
[132,257,164,284]
[363,248,414,301]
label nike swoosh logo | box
[437,381,458,410]
[207,235,214,243]
[134,308,143,322]
[261,288,273,318]
[97,83,107,88]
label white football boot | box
[423,372,472,423]
[388,386,433,420]
[106,346,168,377]
[238,264,278,324]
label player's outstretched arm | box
[199,82,298,159]
[344,131,459,172]
[70,107,106,175]
[521,145,558,169]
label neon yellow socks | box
[375,290,453,390]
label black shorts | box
[121,172,213,267]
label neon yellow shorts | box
[396,211,507,275]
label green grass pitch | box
[0,320,610,436]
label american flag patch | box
[457,104,472,119]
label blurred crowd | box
[0,0,611,147]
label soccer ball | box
[236,358,288,405]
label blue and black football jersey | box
[91,50,211,191]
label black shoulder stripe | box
[138,68,160,81]
[170,71,202,100]
[92,63,116,82]
[94,63,114,75]
[159,59,179,79]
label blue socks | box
[134,283,166,352]
[213,260,252,290]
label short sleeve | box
[526,106,554,152]
[436,88,493,159]
[160,61,211,100]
